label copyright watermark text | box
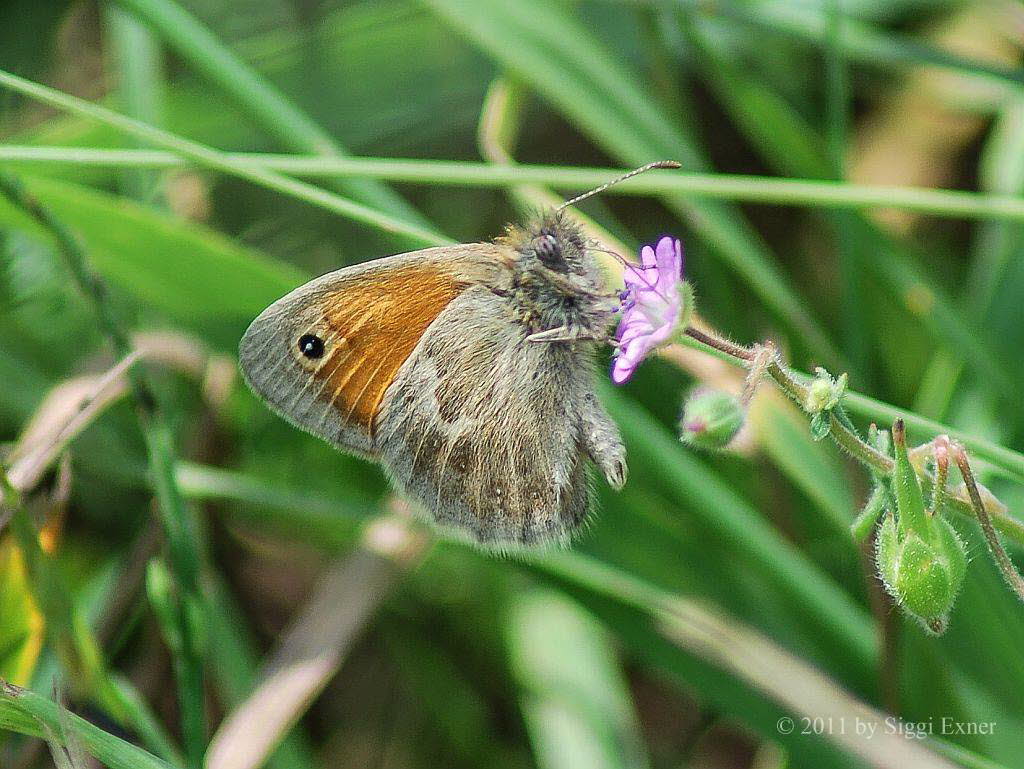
[776,716,996,739]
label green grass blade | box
[103,3,166,204]
[111,0,433,233]
[1,681,180,769]
[523,551,960,769]
[0,173,302,340]
[203,575,317,769]
[684,0,1024,93]
[507,589,651,769]
[602,388,877,682]
[0,69,448,247]
[681,22,1019,402]
[9,148,1024,222]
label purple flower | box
[611,236,685,385]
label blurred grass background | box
[2,0,1024,768]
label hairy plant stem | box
[683,326,893,473]
[685,326,753,361]
[739,344,775,407]
[679,325,1024,554]
[953,447,1024,602]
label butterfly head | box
[502,211,591,276]
[498,211,609,335]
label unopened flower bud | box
[876,514,966,635]
[679,388,744,450]
[804,368,847,414]
[875,418,967,633]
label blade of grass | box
[0,70,448,247]
[203,575,316,769]
[0,468,183,764]
[103,3,166,205]
[0,173,206,768]
[176,461,375,528]
[0,681,180,769]
[914,97,1024,420]
[506,589,651,769]
[8,1,490,192]
[2,334,311,769]
[824,1,871,382]
[601,387,877,683]
[0,173,303,337]
[161,465,1004,768]
[181,401,878,686]
[513,551,960,769]
[111,0,433,237]
[747,390,856,535]
[178,450,877,688]
[9,147,1024,222]
[0,538,43,685]
[175,464,364,549]
[734,1,1024,91]
[206,520,423,769]
[631,0,1024,93]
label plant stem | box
[851,486,887,542]
[675,328,1024,484]
[684,326,752,360]
[683,326,893,473]
[840,389,1024,482]
[953,446,1024,602]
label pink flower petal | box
[611,235,686,385]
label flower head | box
[611,236,687,384]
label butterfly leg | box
[527,324,613,344]
[581,394,627,489]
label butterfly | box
[239,162,678,547]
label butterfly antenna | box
[589,245,630,268]
[556,160,681,213]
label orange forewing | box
[309,264,464,431]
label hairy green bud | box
[875,419,967,634]
[804,368,847,414]
[679,388,744,450]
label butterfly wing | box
[238,244,506,456]
[375,284,596,546]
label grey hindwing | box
[375,285,597,547]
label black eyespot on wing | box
[298,333,325,359]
